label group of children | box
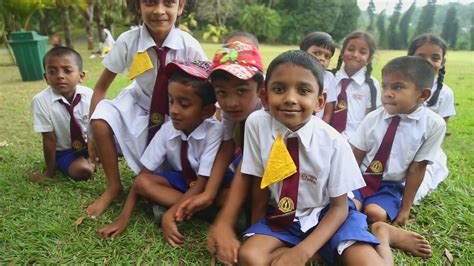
[29,0,456,265]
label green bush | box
[240,5,281,42]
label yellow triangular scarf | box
[128,51,154,80]
[261,133,297,189]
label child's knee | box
[364,204,388,223]
[239,242,267,265]
[133,174,150,194]
[69,165,93,181]
[91,119,112,138]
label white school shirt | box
[102,25,207,109]
[241,110,366,232]
[221,100,263,141]
[315,71,336,119]
[140,118,223,177]
[349,106,446,183]
[333,68,381,139]
[425,78,456,118]
[32,85,92,151]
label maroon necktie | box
[60,94,86,151]
[147,47,169,143]
[267,137,299,232]
[360,116,401,198]
[180,140,197,187]
[331,78,352,133]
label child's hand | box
[175,193,212,222]
[207,222,240,265]
[393,210,411,226]
[97,217,128,240]
[270,247,310,266]
[162,211,185,247]
[26,172,49,181]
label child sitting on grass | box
[29,46,95,181]
[350,56,446,225]
[97,60,222,246]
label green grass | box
[1,43,473,264]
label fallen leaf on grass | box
[444,248,454,263]
[0,140,10,147]
[74,216,86,228]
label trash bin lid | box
[10,31,49,42]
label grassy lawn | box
[1,42,473,264]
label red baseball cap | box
[165,60,212,80]
[211,41,264,80]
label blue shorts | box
[159,170,235,193]
[243,199,380,263]
[353,181,404,221]
[55,149,87,177]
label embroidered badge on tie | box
[128,51,154,80]
[260,133,297,189]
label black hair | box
[169,69,215,106]
[331,31,378,109]
[265,50,324,95]
[407,33,447,107]
[299,31,336,56]
[225,31,259,48]
[43,46,83,71]
[382,56,435,90]
[127,0,190,26]
[209,70,264,92]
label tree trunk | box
[83,5,95,51]
[60,6,74,49]
[39,15,51,36]
[94,4,104,42]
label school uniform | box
[332,68,381,139]
[140,118,223,192]
[415,79,456,203]
[241,110,379,263]
[91,25,207,174]
[349,106,446,220]
[32,85,92,175]
[315,70,336,119]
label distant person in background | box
[50,33,62,47]
[101,28,115,57]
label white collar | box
[51,86,84,104]
[271,115,314,149]
[336,68,366,86]
[168,119,208,141]
[382,105,425,121]
[138,25,183,52]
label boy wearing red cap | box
[97,60,222,246]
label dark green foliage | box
[329,0,361,41]
[415,0,437,35]
[376,10,386,48]
[240,4,281,42]
[399,2,416,49]
[387,0,402,49]
[366,0,376,32]
[441,6,459,49]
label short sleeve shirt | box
[315,71,336,119]
[241,110,366,232]
[333,68,381,139]
[140,118,223,177]
[425,78,456,118]
[349,106,446,182]
[32,85,93,151]
[221,100,263,141]
[102,25,207,98]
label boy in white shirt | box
[350,56,446,225]
[29,46,94,181]
[98,60,223,247]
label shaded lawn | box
[0,43,473,264]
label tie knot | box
[341,78,352,90]
[155,46,169,64]
[391,115,401,125]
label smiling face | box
[213,76,260,123]
[342,38,371,76]
[381,72,430,115]
[412,43,445,74]
[265,63,324,132]
[168,81,210,135]
[306,45,333,70]
[44,54,84,100]
[140,0,184,43]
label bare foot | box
[86,187,124,218]
[372,222,432,258]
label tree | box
[366,0,376,32]
[376,10,386,48]
[387,0,402,49]
[330,0,360,41]
[415,0,437,36]
[240,5,281,41]
[196,0,239,27]
[398,1,416,48]
[441,6,459,48]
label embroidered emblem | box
[370,160,383,173]
[72,140,84,150]
[278,197,295,213]
[189,181,196,187]
[150,112,164,125]
[337,100,347,110]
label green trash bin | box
[9,31,49,81]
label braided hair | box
[408,33,447,107]
[331,32,378,109]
